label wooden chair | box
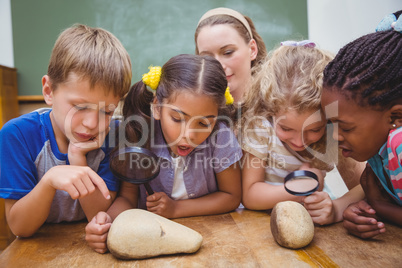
[0,199,15,251]
[0,65,20,251]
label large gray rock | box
[270,201,314,249]
[107,209,203,259]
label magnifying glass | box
[109,147,160,195]
[284,170,319,196]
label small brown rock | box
[107,209,203,259]
[270,201,314,249]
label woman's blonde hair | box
[242,44,336,170]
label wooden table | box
[0,208,401,267]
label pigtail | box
[122,81,154,147]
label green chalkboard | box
[12,0,307,96]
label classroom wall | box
[0,0,401,109]
[2,1,401,70]
[307,0,401,53]
[0,0,14,68]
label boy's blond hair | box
[241,44,336,170]
[47,24,132,97]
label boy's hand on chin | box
[68,127,110,159]
[68,127,110,165]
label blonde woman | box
[240,41,365,225]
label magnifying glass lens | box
[284,170,319,196]
[110,147,160,195]
[285,177,318,192]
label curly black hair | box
[323,10,402,110]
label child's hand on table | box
[343,200,385,239]
[85,211,112,253]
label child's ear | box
[152,97,161,120]
[249,39,258,61]
[389,104,402,128]
[42,75,53,106]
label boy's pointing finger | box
[88,170,111,200]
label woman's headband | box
[197,7,253,39]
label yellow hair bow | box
[142,66,162,91]
[225,87,234,105]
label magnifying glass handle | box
[144,183,154,195]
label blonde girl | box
[241,41,365,225]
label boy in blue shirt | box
[0,24,132,237]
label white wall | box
[0,0,14,68]
[308,0,401,53]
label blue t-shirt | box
[137,119,243,209]
[0,108,119,223]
